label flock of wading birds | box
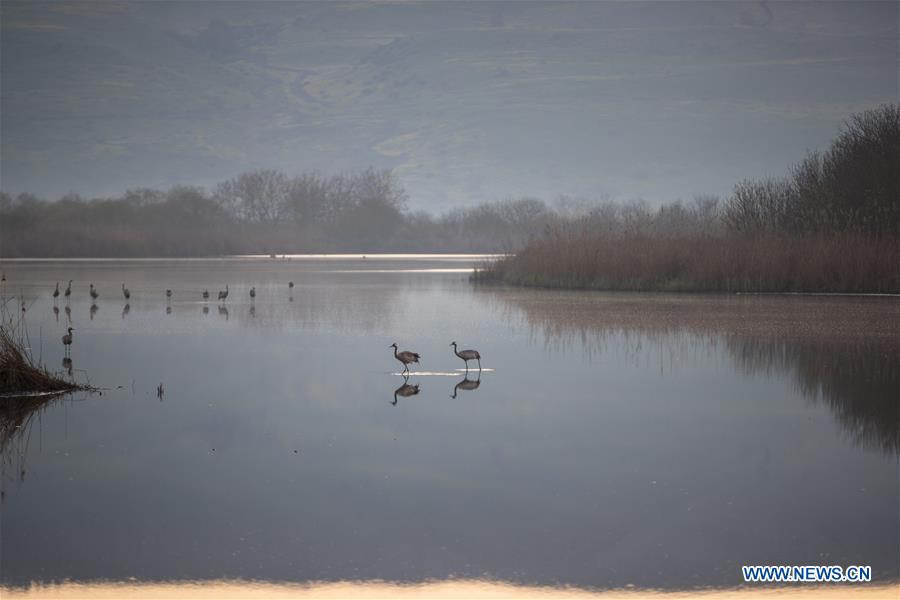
[35,278,484,398]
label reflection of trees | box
[728,336,899,454]
[484,288,900,455]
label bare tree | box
[215,169,289,223]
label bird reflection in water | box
[166,305,172,315]
[64,305,71,324]
[89,303,98,320]
[202,305,209,315]
[218,305,229,320]
[392,375,421,406]
[451,372,481,399]
[62,356,73,377]
[122,303,130,319]
[249,304,256,318]
[53,305,59,322]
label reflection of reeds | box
[0,393,65,456]
[485,289,900,455]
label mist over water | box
[0,256,896,591]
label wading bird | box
[166,289,172,300]
[62,327,74,354]
[390,343,420,374]
[89,283,99,301]
[64,280,72,302]
[450,341,482,372]
[288,281,294,289]
[249,286,256,300]
[52,282,60,302]
[218,285,229,303]
[122,284,130,300]
[202,289,209,300]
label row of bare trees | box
[0,170,566,256]
[1,104,895,257]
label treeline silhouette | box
[0,169,565,256]
[480,104,900,293]
[2,103,898,283]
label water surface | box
[0,256,897,591]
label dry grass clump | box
[0,304,80,396]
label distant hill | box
[1,1,897,210]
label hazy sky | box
[1,1,897,211]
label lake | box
[0,255,897,594]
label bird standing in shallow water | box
[52,282,60,302]
[390,343,420,374]
[64,280,72,302]
[122,284,130,300]
[89,283,98,301]
[202,289,209,300]
[218,285,229,303]
[62,327,74,355]
[288,281,294,290]
[249,286,256,300]
[166,289,172,301]
[450,341,482,372]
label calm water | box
[0,256,897,591]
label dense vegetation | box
[0,169,562,256]
[2,104,898,293]
[479,104,900,293]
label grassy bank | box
[0,303,84,396]
[475,234,900,294]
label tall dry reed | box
[478,234,900,294]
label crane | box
[450,341,482,372]
[390,343,420,374]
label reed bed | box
[476,234,900,294]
